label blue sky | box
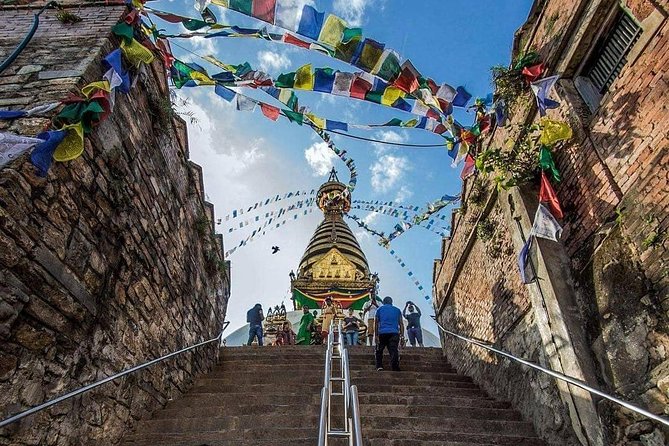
[149,0,533,335]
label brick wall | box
[435,0,669,443]
[433,182,580,445]
[0,4,229,445]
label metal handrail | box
[0,321,230,429]
[431,316,669,428]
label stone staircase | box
[121,345,546,446]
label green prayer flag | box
[377,52,401,81]
[111,22,134,44]
[539,146,561,182]
[285,92,298,111]
[230,0,252,15]
[383,118,403,126]
[283,109,304,125]
[365,90,383,104]
[182,19,210,31]
[335,36,362,64]
[275,72,296,88]
[342,27,362,43]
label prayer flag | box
[294,64,315,90]
[539,117,572,145]
[332,72,354,96]
[326,120,347,131]
[215,84,236,101]
[539,146,561,182]
[460,154,476,180]
[236,95,257,111]
[120,39,155,66]
[522,63,544,82]
[354,38,384,72]
[251,0,276,23]
[275,71,296,88]
[314,68,335,93]
[296,5,324,40]
[275,0,303,30]
[394,60,420,93]
[305,113,325,128]
[260,103,280,121]
[283,109,304,125]
[318,14,347,47]
[103,49,130,93]
[531,75,560,116]
[531,203,563,241]
[283,33,311,49]
[518,235,537,284]
[373,49,401,81]
[0,132,44,169]
[452,86,471,107]
[52,122,84,162]
[539,172,564,219]
[381,87,404,106]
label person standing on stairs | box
[296,306,315,345]
[343,307,362,345]
[246,303,264,346]
[374,296,404,371]
[403,301,424,347]
[363,296,380,346]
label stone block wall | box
[0,3,229,445]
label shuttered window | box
[584,11,642,94]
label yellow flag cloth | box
[539,117,572,145]
[294,64,314,90]
[210,0,229,6]
[82,80,111,98]
[121,39,155,66]
[402,118,419,128]
[305,113,325,129]
[381,86,405,106]
[318,15,347,47]
[53,122,85,162]
[190,71,216,85]
[202,55,236,72]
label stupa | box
[291,169,378,310]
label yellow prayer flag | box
[120,39,155,67]
[381,86,405,106]
[294,64,314,90]
[202,55,236,72]
[402,118,419,128]
[190,71,215,85]
[539,117,572,146]
[82,80,111,98]
[53,122,85,162]
[278,89,293,106]
[318,15,347,47]
[210,0,229,6]
[306,113,325,129]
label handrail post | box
[318,386,329,446]
[350,385,363,446]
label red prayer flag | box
[252,0,276,24]
[539,171,563,219]
[260,103,280,121]
[349,76,372,99]
[393,60,420,93]
[460,154,476,180]
[521,63,545,83]
[283,33,311,49]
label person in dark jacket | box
[403,301,424,347]
[247,303,264,346]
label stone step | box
[359,404,523,421]
[362,432,544,445]
[361,417,538,437]
[188,383,323,394]
[164,392,320,408]
[215,360,455,373]
[135,414,321,433]
[196,373,473,386]
[358,393,504,407]
[123,428,317,445]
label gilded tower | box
[291,169,378,309]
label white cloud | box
[394,185,413,203]
[370,154,409,193]
[257,50,292,73]
[274,0,316,30]
[333,0,371,26]
[188,36,217,56]
[304,142,337,176]
[371,130,408,155]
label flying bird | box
[271,246,280,254]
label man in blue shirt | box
[246,303,264,346]
[374,296,404,371]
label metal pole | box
[431,317,669,428]
[350,385,363,446]
[318,386,329,446]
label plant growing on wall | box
[490,51,539,109]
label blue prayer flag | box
[296,5,324,40]
[452,86,471,107]
[215,85,236,102]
